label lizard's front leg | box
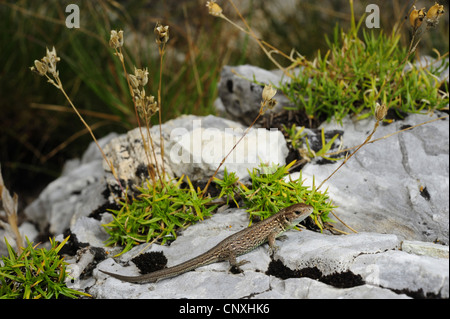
[268,232,280,255]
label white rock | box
[168,126,288,180]
[89,208,446,299]
[350,250,449,298]
[71,216,110,247]
[264,277,410,299]
[275,231,400,276]
[401,240,449,259]
[25,159,108,235]
[24,133,117,235]
[104,114,288,184]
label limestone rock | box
[401,240,449,259]
[24,133,117,235]
[168,126,288,181]
[88,208,447,299]
[300,112,449,244]
[216,65,295,125]
[103,114,288,184]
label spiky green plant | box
[0,237,90,299]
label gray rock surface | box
[300,112,449,244]
[18,110,449,299]
[78,208,447,299]
[401,240,449,259]
[216,65,296,125]
[24,133,117,235]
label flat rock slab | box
[87,208,448,299]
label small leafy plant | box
[103,176,218,255]
[283,124,342,162]
[282,123,306,150]
[238,161,336,231]
[0,236,90,299]
[213,167,240,207]
[280,23,449,123]
[304,128,341,162]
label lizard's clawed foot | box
[229,259,249,274]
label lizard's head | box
[283,203,314,226]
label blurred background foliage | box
[0,0,448,206]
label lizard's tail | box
[99,251,220,284]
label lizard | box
[99,203,314,284]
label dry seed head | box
[31,60,48,76]
[43,46,60,77]
[30,46,60,78]
[135,87,146,100]
[375,103,388,121]
[136,95,158,123]
[147,95,158,113]
[129,74,139,89]
[261,84,278,112]
[262,84,277,101]
[44,47,60,66]
[134,67,149,87]
[154,23,169,45]
[109,30,124,49]
[206,1,223,17]
[130,67,149,90]
[427,2,445,20]
[409,6,426,29]
[266,99,278,110]
[425,2,445,28]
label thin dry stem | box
[202,102,267,197]
[223,0,294,79]
[316,120,380,191]
[330,210,358,233]
[114,47,161,186]
[32,48,125,197]
[53,76,125,193]
[144,115,163,184]
[157,44,167,179]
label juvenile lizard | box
[100,203,314,284]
